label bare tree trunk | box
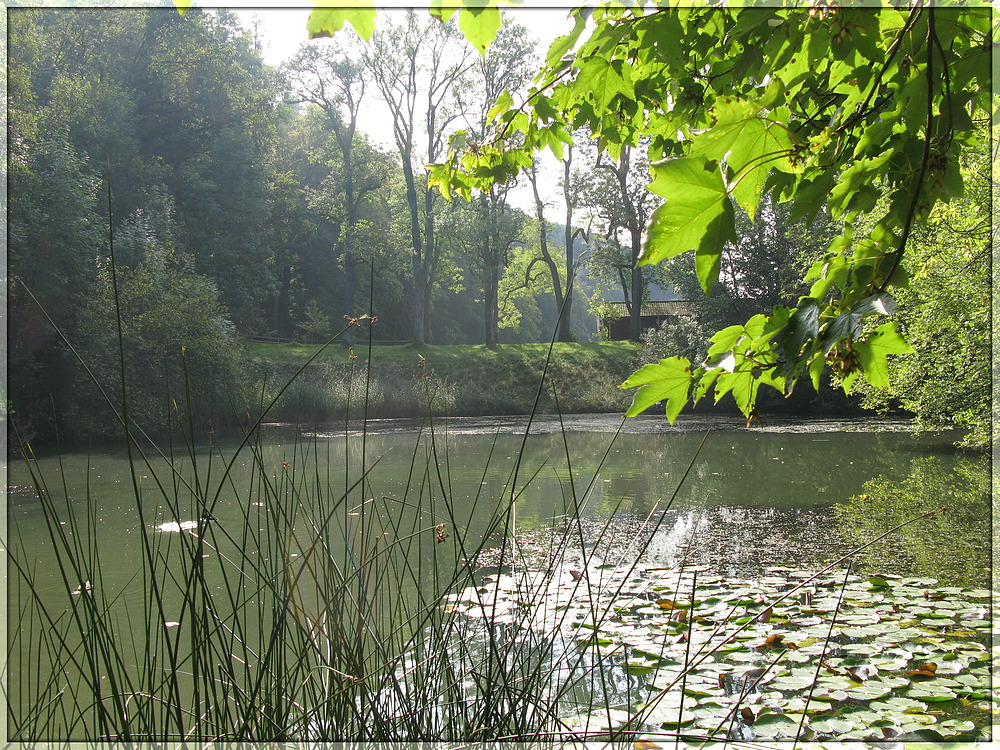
[528,165,566,341]
[560,147,576,342]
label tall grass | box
[7,175,665,742]
[6,200,967,743]
[6,310,695,742]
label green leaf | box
[620,357,693,422]
[641,157,736,288]
[853,322,915,389]
[780,298,820,361]
[307,2,378,42]
[486,90,514,123]
[459,5,502,56]
[575,56,633,113]
[428,0,459,24]
[545,9,589,67]
[695,200,737,295]
[707,323,748,361]
[172,0,191,16]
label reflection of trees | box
[833,456,991,588]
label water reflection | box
[833,455,991,588]
[7,415,990,741]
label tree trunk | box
[484,260,498,350]
[560,149,575,342]
[401,157,426,343]
[528,165,565,341]
[630,263,642,342]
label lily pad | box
[809,715,858,734]
[750,713,800,739]
[906,683,959,701]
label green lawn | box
[248,340,642,418]
[248,340,639,373]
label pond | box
[6,413,993,742]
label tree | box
[72,219,248,439]
[416,3,995,422]
[856,142,992,447]
[438,196,526,349]
[284,39,390,328]
[8,128,103,440]
[363,10,476,343]
[455,17,537,349]
[132,9,279,330]
[575,140,662,340]
[8,7,286,442]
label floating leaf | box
[809,716,858,734]
[751,713,800,739]
[842,681,894,701]
[770,674,816,691]
[907,662,938,680]
[845,665,877,684]
[757,634,796,650]
[906,683,958,701]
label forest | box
[7,6,991,447]
[7,5,995,744]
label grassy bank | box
[250,341,640,422]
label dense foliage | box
[855,143,992,447]
[9,4,994,444]
[6,8,593,441]
[423,3,995,428]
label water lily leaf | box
[843,681,894,701]
[907,662,938,680]
[647,704,697,728]
[757,633,796,650]
[839,625,882,638]
[840,612,881,625]
[906,683,958,701]
[812,688,850,702]
[625,659,660,675]
[845,665,874,682]
[770,674,817,692]
[809,716,857,734]
[936,719,977,736]
[870,696,928,713]
[842,642,885,656]
[963,589,992,599]
[751,713,800,739]
[840,706,882,726]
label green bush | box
[71,246,249,438]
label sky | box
[228,5,577,212]
[231,5,576,68]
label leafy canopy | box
[313,2,997,422]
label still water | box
[9,413,989,590]
[7,413,991,740]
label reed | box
[8,201,981,744]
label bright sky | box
[225,4,578,212]
[228,5,576,68]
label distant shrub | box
[71,246,249,438]
[636,315,709,367]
